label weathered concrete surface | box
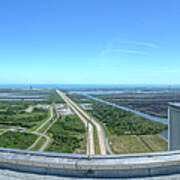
[1,148,180,178]
[1,169,180,180]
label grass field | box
[31,136,47,151]
[140,135,168,152]
[109,135,150,154]
[93,124,100,154]
[0,131,37,149]
[87,110,168,154]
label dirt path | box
[57,90,107,155]
[137,136,153,152]
[57,90,94,155]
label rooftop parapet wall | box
[1,148,180,178]
[169,103,180,110]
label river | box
[71,91,168,140]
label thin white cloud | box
[102,48,147,56]
[100,39,159,57]
[128,40,160,49]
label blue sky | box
[0,0,180,84]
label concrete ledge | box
[1,148,180,178]
[169,103,180,110]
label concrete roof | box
[1,169,180,180]
[169,103,180,109]
[2,148,180,178]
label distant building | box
[55,104,74,117]
[80,103,92,110]
[168,103,180,151]
[18,128,25,132]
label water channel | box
[71,91,168,140]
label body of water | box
[72,91,168,140]
[69,89,177,95]
[0,84,179,89]
[0,99,46,101]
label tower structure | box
[168,103,180,151]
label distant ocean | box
[0,84,180,89]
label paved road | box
[59,91,107,155]
[57,90,94,155]
[57,90,107,155]
[39,116,59,152]
[28,106,55,152]
[28,132,50,152]
[0,129,10,135]
[35,106,53,133]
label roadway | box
[56,90,94,155]
[57,90,107,155]
[28,106,55,152]
[35,106,53,133]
